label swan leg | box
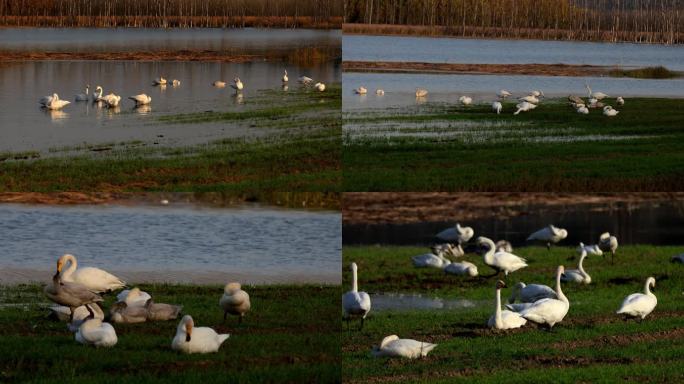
[359,317,365,331]
[611,251,615,265]
[223,311,227,322]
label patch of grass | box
[343,97,684,191]
[342,245,684,383]
[0,284,340,383]
[609,66,679,79]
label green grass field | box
[343,97,684,191]
[0,284,339,383]
[342,245,684,383]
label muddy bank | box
[343,192,684,225]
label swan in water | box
[459,96,472,106]
[172,315,229,354]
[586,84,608,100]
[372,335,437,359]
[376,89,385,96]
[172,79,181,87]
[44,270,103,322]
[57,254,126,293]
[508,282,556,304]
[497,89,512,99]
[153,77,167,85]
[519,95,539,104]
[298,76,313,84]
[527,225,568,250]
[496,240,513,253]
[219,282,250,323]
[436,223,474,244]
[477,236,528,276]
[617,96,625,106]
[145,299,183,321]
[444,260,478,276]
[617,277,657,320]
[39,93,58,106]
[109,301,148,323]
[75,85,90,101]
[342,262,371,330]
[231,77,244,92]
[492,101,502,114]
[213,80,226,88]
[99,93,121,108]
[603,106,619,116]
[314,82,326,92]
[355,86,368,95]
[514,101,536,115]
[562,248,591,284]
[599,232,619,263]
[74,306,117,347]
[128,94,152,106]
[415,88,428,98]
[116,287,152,307]
[517,266,570,329]
[488,280,527,330]
[282,70,288,83]
[577,242,602,257]
[46,98,71,110]
[91,86,103,101]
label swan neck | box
[578,254,587,275]
[62,254,77,278]
[644,279,653,296]
[351,267,358,292]
[495,288,502,327]
[556,268,568,303]
[482,239,495,264]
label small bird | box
[172,315,229,354]
[459,96,472,106]
[372,335,437,359]
[219,282,251,323]
[492,101,502,114]
[314,82,326,92]
[497,89,512,99]
[128,94,152,106]
[282,70,289,83]
[376,89,385,96]
[355,86,368,95]
[415,89,428,98]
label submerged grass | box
[342,245,684,383]
[0,284,340,383]
[343,97,684,191]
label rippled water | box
[0,203,341,284]
[343,35,684,70]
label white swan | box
[220,282,251,323]
[282,70,289,83]
[492,101,502,114]
[496,240,513,253]
[577,242,602,257]
[577,106,589,114]
[172,79,181,87]
[514,101,536,115]
[99,93,121,108]
[518,95,539,104]
[298,76,313,84]
[508,282,556,304]
[39,93,58,106]
[527,225,568,249]
[617,96,625,106]
[459,96,472,106]
[603,106,619,116]
[372,335,437,359]
[75,310,117,347]
[355,86,368,95]
[616,277,657,319]
[562,249,591,284]
[586,84,608,100]
[415,88,428,98]
[116,287,152,307]
[444,260,478,276]
[342,262,371,330]
[57,254,126,293]
[231,77,244,92]
[488,280,527,330]
[128,94,152,106]
[153,77,167,85]
[172,315,229,354]
[75,85,90,102]
[376,89,385,96]
[517,266,570,329]
[436,223,474,244]
[50,302,104,323]
[497,90,512,99]
[314,82,326,92]
[412,251,451,269]
[477,237,528,276]
[598,233,618,262]
[46,98,71,110]
[530,90,544,98]
[213,80,226,88]
[432,243,464,258]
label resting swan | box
[444,260,478,276]
[508,282,556,304]
[617,277,657,319]
[50,302,104,323]
[497,89,512,99]
[231,77,244,92]
[517,266,570,329]
[513,101,536,115]
[46,98,71,110]
[488,280,527,330]
[372,335,437,359]
[109,301,148,323]
[128,94,152,106]
[342,262,371,330]
[74,307,117,347]
[436,223,474,244]
[355,86,368,95]
[145,299,183,321]
[562,249,591,284]
[116,287,152,307]
[527,225,568,249]
[172,315,229,354]
[459,96,472,106]
[57,254,125,293]
[219,282,250,323]
[577,242,602,257]
[415,89,428,98]
[477,237,528,276]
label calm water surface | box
[0,203,341,284]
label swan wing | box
[72,267,125,292]
[343,291,371,316]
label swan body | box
[355,86,368,95]
[57,254,125,293]
[172,315,229,354]
[514,101,536,115]
[282,70,288,83]
[488,280,527,329]
[496,240,513,253]
[617,96,625,106]
[314,82,326,92]
[231,77,244,92]
[99,93,121,108]
[109,301,148,323]
[415,89,428,98]
[172,79,181,87]
[586,84,608,100]
[116,288,152,307]
[92,86,103,100]
[432,243,464,258]
[50,303,104,323]
[128,94,152,106]
[497,89,512,99]
[505,302,536,312]
[412,252,451,269]
[44,271,103,321]
[39,93,58,106]
[599,232,618,255]
[568,95,584,105]
[492,101,502,114]
[342,262,371,329]
[154,77,167,85]
[527,225,568,249]
[46,98,71,110]
[376,89,385,96]
[477,237,528,276]
[75,85,90,101]
[562,249,591,284]
[298,76,313,84]
[444,260,478,276]
[459,96,472,106]
[219,282,250,323]
[603,106,619,116]
[577,106,589,114]
[145,299,183,321]
[436,223,474,244]
[75,318,117,347]
[577,242,602,257]
[372,335,437,359]
[213,81,226,88]
[519,95,539,104]
[508,282,557,304]
[617,277,657,319]
[518,266,570,328]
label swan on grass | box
[57,254,125,293]
[50,302,104,324]
[577,242,602,257]
[617,277,657,320]
[492,101,502,114]
[75,85,90,102]
[432,243,464,258]
[220,282,251,323]
[314,82,326,92]
[518,95,539,104]
[128,94,152,106]
[342,262,371,330]
[496,240,513,253]
[412,250,451,269]
[372,335,437,359]
[530,90,545,98]
[477,237,528,276]
[527,225,568,250]
[109,301,148,324]
[508,282,556,304]
[568,95,584,105]
[444,260,478,276]
[598,232,618,263]
[436,223,474,244]
[497,89,512,99]
[172,315,229,354]
[44,270,103,322]
[145,299,183,321]
[488,280,527,330]
[514,101,536,115]
[577,105,589,114]
[517,265,570,329]
[116,287,152,307]
[617,96,625,106]
[586,84,608,100]
[562,248,591,284]
[74,306,117,347]
[603,106,619,116]
[459,96,472,106]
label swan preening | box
[220,282,251,323]
[129,94,152,106]
[492,101,502,114]
[282,70,289,83]
[231,77,244,92]
[342,262,371,330]
[355,86,368,95]
[514,101,536,115]
[617,277,657,320]
[603,105,619,116]
[44,271,103,322]
[40,93,70,110]
[562,248,591,284]
[436,223,474,244]
[527,225,568,250]
[477,236,528,276]
[412,248,453,269]
[74,306,118,347]
[99,93,122,108]
[617,96,625,106]
[372,335,437,359]
[415,88,428,98]
[599,233,618,263]
[515,266,570,329]
[57,254,126,293]
[117,288,152,307]
[488,280,527,330]
[518,95,539,104]
[172,315,229,354]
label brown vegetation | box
[344,0,683,44]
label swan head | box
[496,280,506,290]
[56,254,73,272]
[224,282,242,293]
[181,315,194,341]
[647,277,656,290]
[350,262,358,272]
[468,266,478,277]
[557,265,565,276]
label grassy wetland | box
[0,283,339,383]
[342,245,684,383]
[343,97,684,191]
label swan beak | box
[56,260,63,272]
[185,322,192,342]
[185,333,191,342]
